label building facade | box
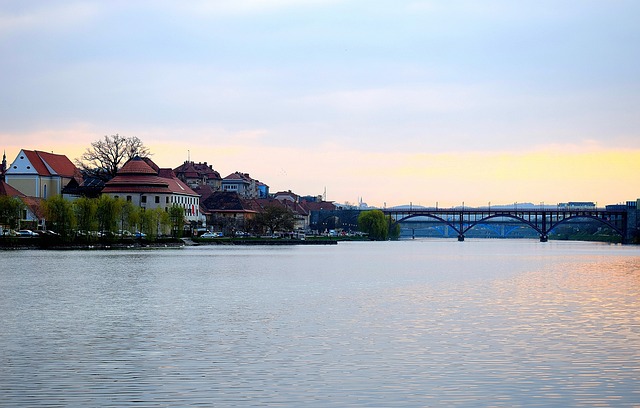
[4,150,79,198]
[173,161,222,190]
[102,157,201,222]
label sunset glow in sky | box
[2,1,639,207]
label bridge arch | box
[547,214,625,237]
[463,214,543,236]
[394,214,462,237]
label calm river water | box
[1,240,639,407]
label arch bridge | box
[382,207,629,242]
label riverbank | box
[0,236,343,249]
[189,236,342,246]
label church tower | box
[1,150,6,181]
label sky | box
[1,0,639,207]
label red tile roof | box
[0,181,26,197]
[174,161,221,180]
[254,197,309,216]
[118,157,158,174]
[20,196,45,219]
[193,185,216,202]
[21,150,78,177]
[163,173,198,196]
[201,191,257,213]
[103,158,199,197]
[223,172,253,181]
[301,200,337,211]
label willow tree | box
[73,197,97,234]
[43,195,76,241]
[118,200,139,233]
[96,195,120,234]
[357,209,389,241]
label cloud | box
[0,1,101,37]
[1,1,639,207]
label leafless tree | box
[75,134,151,180]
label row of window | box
[111,194,199,217]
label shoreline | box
[0,237,340,250]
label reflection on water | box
[1,240,639,406]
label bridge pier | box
[457,235,465,242]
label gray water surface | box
[1,240,639,406]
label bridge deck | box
[382,208,628,242]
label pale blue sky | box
[2,1,639,205]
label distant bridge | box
[382,207,630,242]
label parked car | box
[17,229,39,237]
[2,229,18,237]
[200,232,224,239]
[134,231,147,238]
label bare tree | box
[76,134,151,180]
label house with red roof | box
[0,180,45,229]
[4,149,80,199]
[102,157,202,223]
[173,161,222,190]
[200,191,259,234]
[255,196,310,232]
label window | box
[155,196,160,204]
[126,196,132,202]
[166,197,169,203]
[43,185,47,199]
[141,196,147,203]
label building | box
[200,191,258,234]
[102,157,201,223]
[0,151,7,181]
[4,149,79,198]
[173,161,222,190]
[221,172,268,199]
[0,181,45,230]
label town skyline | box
[2,145,636,210]
[2,1,639,207]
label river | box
[1,240,639,406]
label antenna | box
[188,150,190,162]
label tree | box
[358,209,389,241]
[169,205,185,237]
[157,208,171,237]
[73,197,97,234]
[76,134,151,180]
[388,216,401,240]
[118,200,139,233]
[0,196,25,230]
[43,195,76,241]
[95,195,119,233]
[139,209,155,239]
[255,204,295,235]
